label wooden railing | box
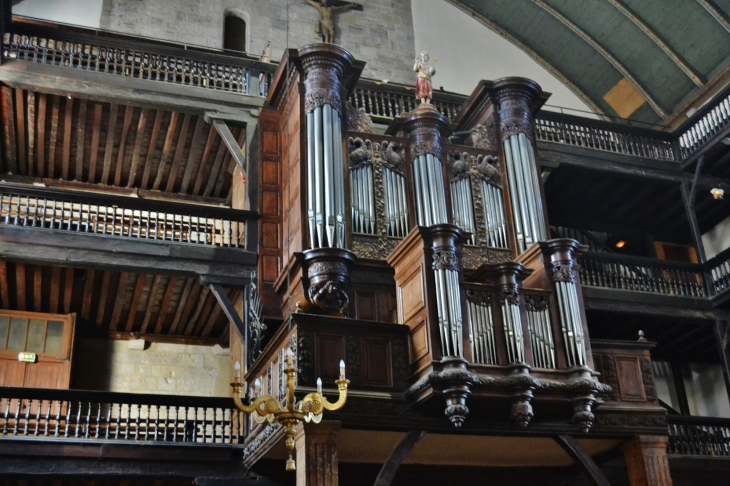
[579,252,706,297]
[677,85,730,158]
[0,387,243,444]
[0,183,257,249]
[667,415,730,456]
[707,247,730,296]
[534,111,679,162]
[2,19,276,96]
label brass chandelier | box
[231,350,349,470]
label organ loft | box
[1,1,730,486]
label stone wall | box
[73,338,230,397]
[99,0,416,84]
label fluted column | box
[295,421,341,486]
[494,78,548,253]
[401,105,451,228]
[621,436,673,486]
[301,44,354,250]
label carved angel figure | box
[304,0,364,44]
[414,51,436,104]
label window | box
[224,14,246,53]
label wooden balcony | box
[667,414,730,457]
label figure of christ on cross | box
[304,0,364,44]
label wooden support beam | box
[168,278,195,335]
[109,272,130,332]
[81,269,95,321]
[696,0,730,34]
[140,274,164,334]
[209,283,246,339]
[126,107,149,188]
[154,275,178,334]
[61,96,72,179]
[1,87,17,174]
[114,105,135,186]
[26,91,35,177]
[165,113,193,193]
[554,435,610,486]
[183,284,209,336]
[179,116,208,194]
[95,270,112,326]
[0,261,8,309]
[140,109,164,190]
[75,98,87,180]
[681,171,708,263]
[191,289,216,336]
[203,141,229,198]
[33,265,42,312]
[36,93,46,177]
[49,265,61,314]
[88,104,103,183]
[63,267,74,313]
[101,103,118,185]
[47,94,59,177]
[16,262,26,310]
[374,430,427,486]
[192,125,219,196]
[125,273,147,332]
[209,118,247,174]
[671,361,691,415]
[15,88,26,175]
[152,111,179,191]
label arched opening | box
[224,14,246,53]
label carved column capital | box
[295,421,341,486]
[298,44,356,116]
[539,238,588,274]
[399,104,450,161]
[492,77,545,142]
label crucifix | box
[304,0,364,44]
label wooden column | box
[620,436,673,486]
[295,421,341,486]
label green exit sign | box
[18,352,36,363]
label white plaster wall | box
[14,0,103,28]
[73,338,230,397]
[411,0,596,116]
[702,214,730,260]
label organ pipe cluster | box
[450,177,476,245]
[555,277,586,367]
[433,250,464,357]
[384,168,409,238]
[467,295,498,365]
[500,292,525,363]
[525,297,556,369]
[413,153,448,226]
[480,181,508,248]
[350,163,375,235]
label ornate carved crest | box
[524,295,549,312]
[378,141,405,175]
[640,358,658,403]
[410,126,443,161]
[470,121,498,151]
[500,119,533,141]
[552,264,577,283]
[347,137,372,169]
[305,87,342,116]
[461,246,512,270]
[432,249,460,272]
[308,280,349,315]
[446,151,470,182]
[466,290,491,306]
[246,281,266,368]
[474,154,501,186]
[346,100,374,133]
[498,288,520,306]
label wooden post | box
[713,318,730,406]
[295,420,340,486]
[620,436,673,486]
[680,178,707,264]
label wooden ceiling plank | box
[184,284,211,336]
[126,107,149,188]
[202,139,228,198]
[200,291,225,337]
[124,273,148,333]
[87,104,103,183]
[140,110,164,190]
[214,128,245,198]
[14,88,27,176]
[1,87,18,174]
[192,290,217,336]
[153,275,178,334]
[114,105,135,187]
[0,261,9,309]
[179,116,208,194]
[176,280,204,335]
[81,269,96,321]
[164,113,193,193]
[167,278,195,335]
[191,125,218,196]
[49,265,61,314]
[33,265,42,312]
[61,96,73,180]
[100,103,119,185]
[47,95,59,178]
[63,267,74,314]
[95,270,112,326]
[140,274,164,334]
[75,98,88,181]
[218,322,231,347]
[151,111,179,191]
[109,272,130,332]
[26,91,35,177]
[36,93,46,177]
[16,262,26,311]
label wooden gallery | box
[0,1,730,485]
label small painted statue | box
[304,0,363,44]
[258,41,271,97]
[414,51,436,105]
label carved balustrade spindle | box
[494,79,548,253]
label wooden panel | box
[409,318,429,363]
[355,291,376,321]
[400,270,425,322]
[616,356,646,401]
[24,361,68,389]
[262,131,279,156]
[0,360,26,387]
[262,190,279,216]
[262,256,280,283]
[363,339,392,387]
[315,334,346,382]
[262,222,279,250]
[262,160,279,185]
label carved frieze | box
[305,87,342,116]
[410,126,443,161]
[345,335,361,388]
[352,235,400,260]
[461,246,512,270]
[432,249,460,272]
[297,331,314,384]
[346,100,374,133]
[524,295,549,312]
[640,358,658,403]
[601,355,621,401]
[498,289,520,306]
[466,290,491,306]
[552,264,577,283]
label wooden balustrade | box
[534,112,679,162]
[707,247,730,295]
[579,252,706,297]
[3,19,276,96]
[0,387,243,444]
[677,86,730,158]
[667,415,730,456]
[0,184,256,249]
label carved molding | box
[640,357,658,403]
[392,339,409,388]
[308,280,349,315]
[346,100,374,133]
[466,290,491,306]
[500,119,534,141]
[378,141,405,175]
[552,264,577,283]
[305,87,342,116]
[410,126,443,161]
[498,288,520,306]
[470,122,498,151]
[524,295,549,312]
[601,355,621,401]
[242,423,282,464]
[432,249,460,272]
[352,235,400,260]
[594,412,667,428]
[345,335,361,388]
[298,331,314,384]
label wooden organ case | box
[247,44,666,462]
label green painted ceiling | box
[447,0,730,126]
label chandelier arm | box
[231,384,283,416]
[319,379,350,411]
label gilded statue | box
[414,51,436,105]
[304,0,363,44]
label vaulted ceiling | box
[447,0,730,126]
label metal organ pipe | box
[413,154,448,226]
[555,280,586,367]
